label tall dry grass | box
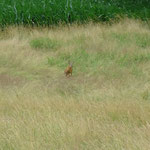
[0,20,150,149]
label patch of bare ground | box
[0,73,25,87]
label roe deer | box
[64,61,73,77]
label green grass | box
[1,20,150,149]
[111,32,150,48]
[30,37,59,52]
[0,0,150,27]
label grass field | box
[0,19,150,150]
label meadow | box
[0,19,150,149]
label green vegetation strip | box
[0,0,150,27]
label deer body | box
[64,63,73,77]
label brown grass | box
[0,19,150,150]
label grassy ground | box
[0,19,150,150]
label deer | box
[64,61,73,77]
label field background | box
[0,0,150,27]
[1,0,150,149]
[0,19,150,149]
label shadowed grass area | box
[0,20,150,150]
